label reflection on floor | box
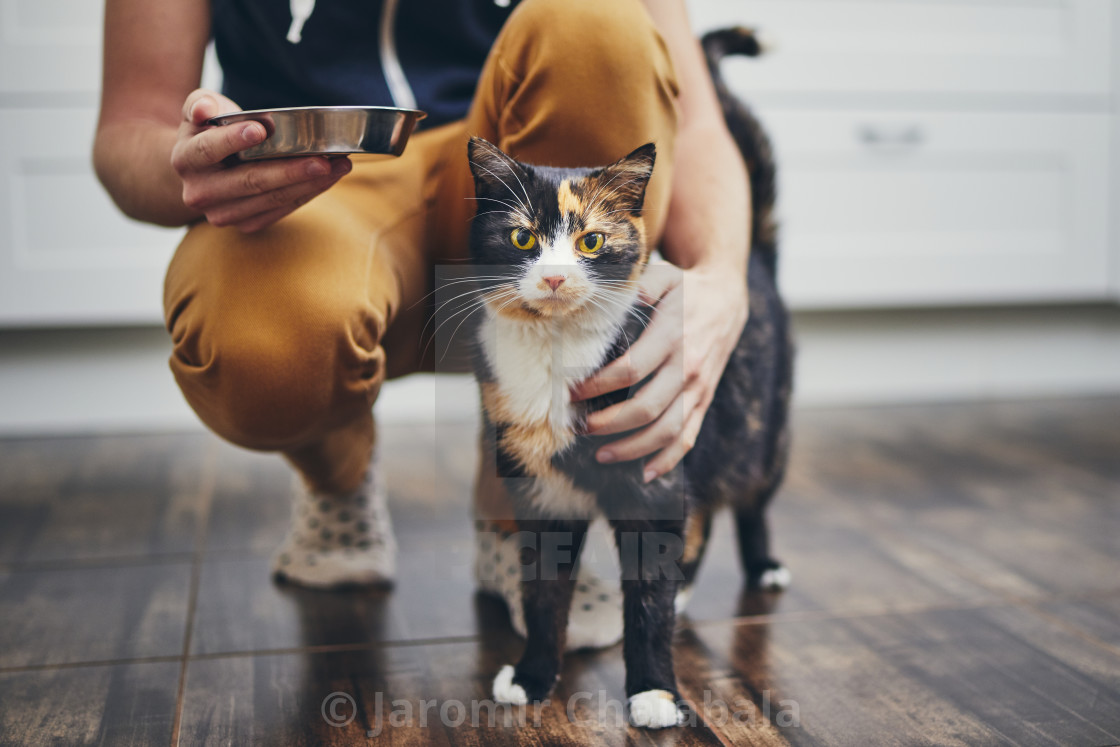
[1,397,1119,746]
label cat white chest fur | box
[480,303,631,519]
[480,308,622,438]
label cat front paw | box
[491,664,556,705]
[628,689,684,729]
[492,665,528,705]
[747,559,791,591]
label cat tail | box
[701,27,780,278]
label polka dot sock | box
[475,521,624,651]
[271,451,396,588]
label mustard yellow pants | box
[164,0,680,503]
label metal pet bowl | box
[207,105,427,160]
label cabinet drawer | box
[690,0,1112,98]
[759,110,1111,308]
[0,109,182,326]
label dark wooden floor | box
[1,397,1119,746]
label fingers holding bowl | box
[203,157,353,232]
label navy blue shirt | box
[212,0,518,129]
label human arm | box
[93,0,351,232]
[571,0,751,481]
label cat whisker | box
[423,288,517,364]
[469,210,525,223]
[587,277,640,285]
[580,296,620,324]
[577,290,630,322]
[475,139,536,214]
[407,275,514,311]
[435,285,517,331]
[604,297,651,327]
[421,282,515,344]
[430,284,502,318]
[464,197,528,219]
[417,280,508,343]
[585,277,644,296]
[624,305,653,326]
[589,177,644,213]
[598,207,645,218]
[587,287,653,328]
[439,291,524,362]
[436,288,520,363]
[588,166,631,202]
[465,196,530,223]
[603,284,646,301]
[469,160,534,219]
[587,167,644,211]
[495,294,522,312]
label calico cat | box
[465,27,792,729]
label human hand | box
[170,89,352,232]
[570,263,749,482]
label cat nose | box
[542,275,566,291]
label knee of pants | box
[504,0,671,74]
[498,0,679,120]
[483,0,680,230]
[167,282,386,452]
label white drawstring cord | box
[287,0,316,43]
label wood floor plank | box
[0,563,192,669]
[0,433,211,564]
[967,605,1120,745]
[189,556,406,656]
[0,661,180,747]
[781,403,1120,601]
[681,602,1120,747]
[178,641,725,746]
[1034,594,1120,653]
[682,501,996,624]
[190,539,498,656]
[682,618,1006,747]
[3,397,1120,746]
[202,441,295,558]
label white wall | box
[3,304,1119,436]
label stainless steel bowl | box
[207,106,427,161]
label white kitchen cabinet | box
[0,0,1116,328]
[765,110,1111,307]
[0,109,182,326]
[0,0,104,94]
[691,0,1116,309]
[0,0,221,327]
[691,0,1112,98]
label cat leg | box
[473,433,623,650]
[476,520,623,651]
[492,519,589,704]
[735,493,790,590]
[674,507,714,614]
[613,520,685,729]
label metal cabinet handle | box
[858,125,925,146]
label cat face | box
[467,138,655,319]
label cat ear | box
[467,137,528,198]
[595,143,657,213]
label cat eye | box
[579,233,605,254]
[510,228,537,251]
